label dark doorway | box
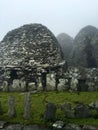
[78,79,88,91]
[9,69,18,84]
[41,72,47,91]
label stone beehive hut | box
[0,24,62,67]
[71,25,98,68]
[0,24,64,91]
[57,33,74,65]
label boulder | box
[23,125,50,130]
[52,121,64,130]
[23,125,39,130]
[82,125,97,130]
[60,102,75,118]
[74,104,91,118]
[0,121,6,129]
[63,123,81,130]
[6,124,23,130]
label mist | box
[0,0,98,41]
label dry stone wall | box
[0,24,98,92]
[0,66,98,92]
[0,23,64,92]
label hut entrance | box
[41,71,47,90]
[9,69,18,83]
[78,79,88,91]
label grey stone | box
[89,101,98,115]
[23,125,39,130]
[23,92,32,119]
[94,101,98,109]
[65,110,75,118]
[44,102,56,121]
[70,77,78,92]
[74,104,91,118]
[82,125,97,130]
[28,82,36,91]
[60,102,72,110]
[64,123,81,130]
[52,121,64,130]
[0,121,6,129]
[88,100,98,109]
[60,102,75,118]
[0,23,63,92]
[11,79,20,91]
[0,24,63,67]
[88,102,95,109]
[6,124,23,130]
[46,74,55,91]
[58,79,66,91]
[10,79,26,92]
[2,81,8,92]
[23,125,50,130]
[19,80,26,91]
[88,85,95,92]
[8,96,16,118]
[37,77,43,91]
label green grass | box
[0,91,98,126]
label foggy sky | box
[0,0,98,41]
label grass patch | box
[0,91,98,126]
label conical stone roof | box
[71,25,98,68]
[57,33,73,65]
[0,24,63,68]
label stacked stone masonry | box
[0,66,98,92]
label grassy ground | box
[0,91,98,126]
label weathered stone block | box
[44,102,56,121]
[74,104,91,118]
[8,96,16,118]
[23,92,32,119]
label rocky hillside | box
[57,33,73,65]
[0,24,63,67]
[71,25,98,68]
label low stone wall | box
[0,122,50,130]
[0,121,98,130]
[0,67,98,92]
